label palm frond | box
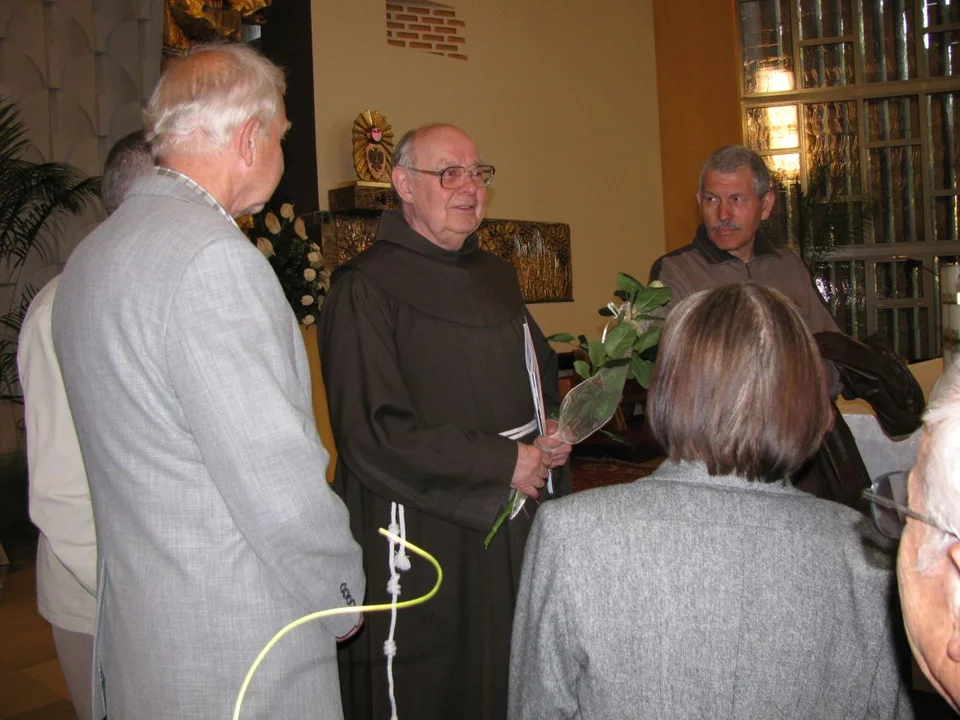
[0,173,100,267]
[0,97,101,404]
[0,285,35,404]
[0,98,29,160]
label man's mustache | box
[711,221,742,232]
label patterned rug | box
[571,457,655,493]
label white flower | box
[301,295,315,306]
[256,237,275,258]
[319,269,331,291]
[649,280,664,288]
[302,314,315,326]
[307,251,322,267]
[265,212,281,234]
[316,295,325,310]
[628,316,655,335]
[294,217,308,240]
[303,268,317,282]
[280,203,295,220]
[310,243,321,253]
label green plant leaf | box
[633,326,661,354]
[613,289,630,301]
[630,357,655,388]
[603,323,636,359]
[546,332,575,343]
[631,287,672,314]
[616,272,644,295]
[573,359,592,380]
[577,334,588,346]
[587,341,606,370]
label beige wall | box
[653,0,742,252]
[311,0,664,338]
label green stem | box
[483,491,518,549]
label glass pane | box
[867,146,924,243]
[801,191,871,248]
[799,0,853,39]
[805,102,860,181]
[813,260,866,338]
[876,307,930,361]
[802,42,856,87]
[934,195,960,240]
[924,31,960,77]
[769,152,802,178]
[862,0,917,81]
[746,108,770,148]
[763,176,802,246]
[866,96,920,141]
[922,0,960,26]
[746,105,800,150]
[929,92,960,190]
[741,0,796,94]
[875,259,926,298]
[804,102,863,246]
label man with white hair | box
[889,364,960,712]
[52,42,363,719]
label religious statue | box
[164,0,272,59]
[352,110,395,183]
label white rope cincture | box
[384,501,410,720]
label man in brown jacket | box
[649,144,840,335]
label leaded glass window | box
[739,0,960,361]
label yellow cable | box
[232,528,443,720]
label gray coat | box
[52,171,364,719]
[509,460,914,719]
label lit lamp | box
[755,67,800,179]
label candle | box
[943,301,960,369]
[941,263,960,304]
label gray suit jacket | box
[52,170,364,719]
[509,460,914,719]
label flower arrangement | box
[484,272,671,548]
[240,202,328,326]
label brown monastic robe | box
[319,210,568,720]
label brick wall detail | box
[385,2,467,60]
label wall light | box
[755,67,800,179]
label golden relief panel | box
[322,214,573,304]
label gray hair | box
[699,145,773,198]
[392,123,466,170]
[392,127,419,169]
[145,42,286,159]
[101,131,153,215]
[915,363,960,571]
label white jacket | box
[19,275,97,634]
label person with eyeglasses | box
[319,123,572,720]
[509,282,914,719]
[865,366,960,713]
